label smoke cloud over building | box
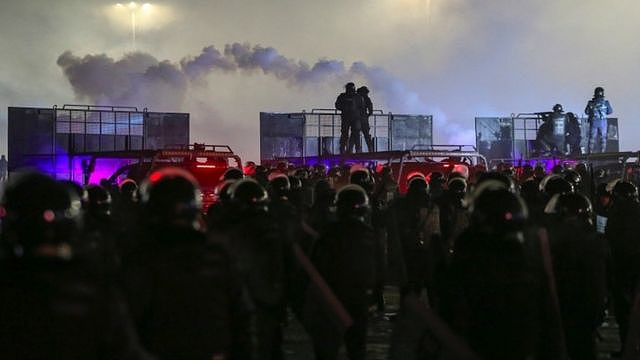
[57,42,443,137]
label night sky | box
[1,0,639,161]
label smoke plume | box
[57,42,429,115]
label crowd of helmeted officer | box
[0,159,638,360]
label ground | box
[283,287,622,359]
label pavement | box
[283,287,623,359]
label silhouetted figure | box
[389,174,443,305]
[122,168,251,359]
[546,193,607,360]
[112,178,142,260]
[308,179,336,235]
[312,184,376,360]
[605,181,640,351]
[0,171,151,359]
[537,104,567,155]
[436,177,469,258]
[356,86,375,152]
[206,179,236,232]
[565,112,582,155]
[550,104,567,154]
[335,83,365,154]
[585,87,613,153]
[226,178,293,360]
[80,184,120,277]
[441,180,562,359]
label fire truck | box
[267,145,488,194]
[79,143,242,209]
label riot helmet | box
[86,184,112,218]
[447,177,467,199]
[335,184,370,220]
[230,178,269,214]
[214,179,236,205]
[407,173,429,198]
[468,180,528,236]
[119,178,139,203]
[544,192,593,224]
[1,171,82,260]
[594,87,605,98]
[539,174,574,196]
[140,167,202,229]
[612,181,639,203]
[552,104,563,113]
[350,167,374,193]
[345,82,356,93]
[563,169,582,190]
[357,86,369,95]
[223,167,244,181]
[477,171,517,193]
[268,174,290,199]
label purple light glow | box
[70,156,139,185]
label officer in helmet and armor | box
[356,86,375,152]
[440,180,562,358]
[312,184,376,360]
[225,178,294,359]
[121,167,250,359]
[0,171,151,359]
[605,180,640,352]
[536,104,568,155]
[388,174,442,305]
[550,104,568,154]
[335,82,365,154]
[585,86,613,153]
[545,193,606,360]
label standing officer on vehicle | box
[335,83,365,154]
[585,86,613,153]
[356,86,375,152]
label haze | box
[1,0,639,161]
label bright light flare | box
[106,2,174,35]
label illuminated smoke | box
[58,42,468,145]
[58,42,430,114]
[57,51,187,110]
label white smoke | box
[57,41,438,123]
[57,51,188,110]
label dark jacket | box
[122,227,250,360]
[0,258,151,360]
[548,218,607,329]
[441,229,559,359]
[335,92,365,120]
[313,218,376,305]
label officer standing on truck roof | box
[335,83,365,154]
